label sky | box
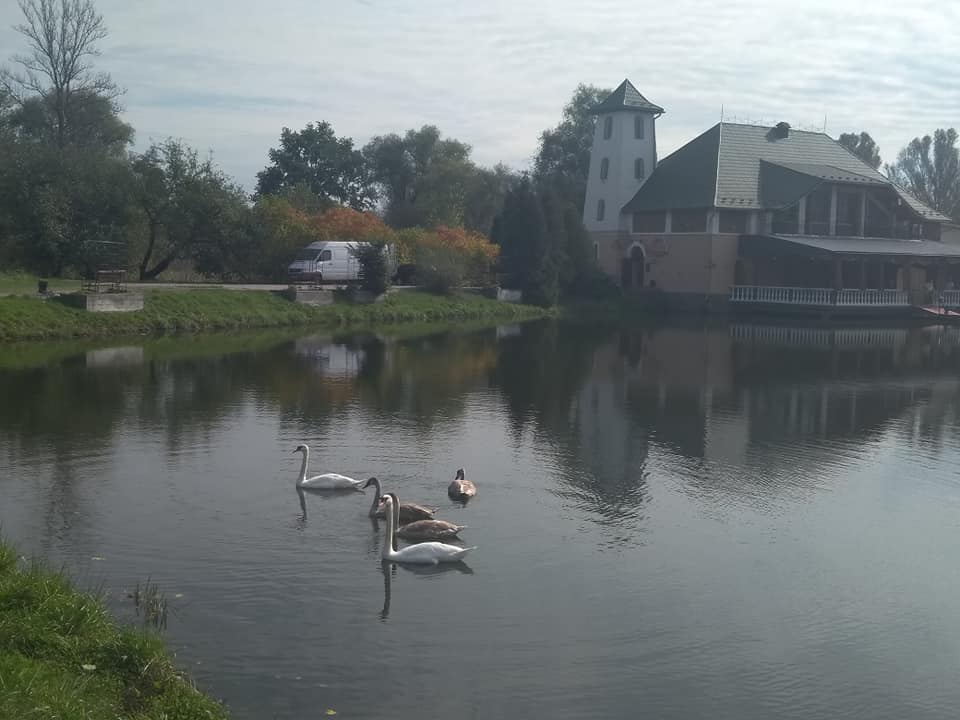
[2,0,959,191]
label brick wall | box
[590,231,740,295]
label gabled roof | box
[591,79,664,115]
[623,122,951,222]
[625,125,720,212]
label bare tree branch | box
[4,0,122,148]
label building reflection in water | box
[566,322,960,514]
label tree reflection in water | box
[3,322,960,551]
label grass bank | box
[0,271,81,296]
[0,539,225,720]
[0,288,550,342]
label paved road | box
[126,282,292,292]
[5,282,423,296]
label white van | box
[287,241,360,283]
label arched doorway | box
[620,244,645,288]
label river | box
[3,321,960,719]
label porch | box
[731,234,960,313]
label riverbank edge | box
[0,538,227,719]
[0,288,551,342]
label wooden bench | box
[83,269,127,293]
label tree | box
[0,140,133,275]
[349,241,390,295]
[256,121,375,210]
[463,163,516,236]
[492,178,557,307]
[130,139,248,279]
[275,182,332,215]
[311,206,392,242]
[0,0,135,276]
[533,84,611,210]
[234,196,314,281]
[886,129,960,221]
[7,89,131,152]
[363,125,475,229]
[1,0,122,151]
[838,131,881,169]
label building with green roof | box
[584,80,960,314]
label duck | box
[447,468,477,502]
[380,493,475,565]
[363,477,436,523]
[292,444,365,491]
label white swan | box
[381,493,475,565]
[293,444,365,490]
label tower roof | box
[591,79,664,115]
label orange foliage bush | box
[311,207,394,242]
[398,225,499,290]
[397,226,497,265]
[430,226,499,263]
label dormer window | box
[603,116,613,140]
[600,158,609,180]
[634,115,644,139]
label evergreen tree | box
[492,178,559,307]
[561,203,593,293]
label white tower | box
[583,80,663,233]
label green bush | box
[350,241,391,295]
[414,243,468,295]
[524,255,560,307]
[565,264,621,300]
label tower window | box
[603,116,613,140]
[634,158,645,180]
[597,199,606,221]
[600,158,609,180]
[594,242,600,261]
[634,115,644,139]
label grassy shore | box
[0,287,550,342]
[0,540,225,720]
[0,271,82,295]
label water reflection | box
[5,322,960,543]
[4,321,960,719]
[379,558,475,621]
[562,323,960,514]
[295,488,307,529]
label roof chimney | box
[771,121,791,140]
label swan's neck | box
[382,497,397,560]
[296,449,308,487]
[368,479,382,518]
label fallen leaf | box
[325,711,337,716]
[174,593,183,598]
[91,556,105,561]
[81,664,96,672]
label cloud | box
[1,0,958,188]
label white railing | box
[836,289,908,306]
[941,290,960,307]
[730,286,909,307]
[729,286,834,305]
